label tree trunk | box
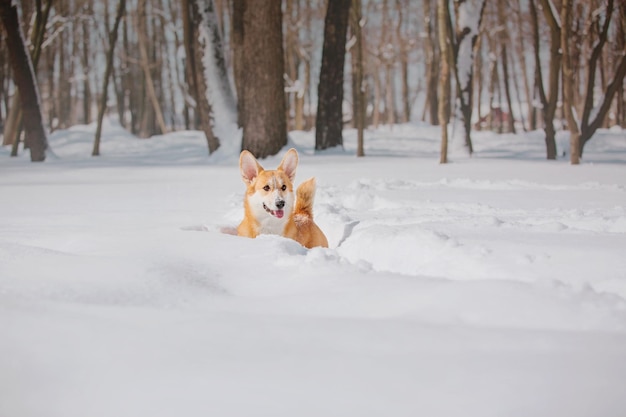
[423,0,439,125]
[315,0,351,150]
[500,45,515,133]
[189,0,236,151]
[453,0,486,155]
[0,0,48,161]
[618,2,626,128]
[561,0,580,164]
[437,0,451,164]
[350,0,365,157]
[539,0,561,160]
[577,0,626,156]
[238,0,287,157]
[231,0,244,128]
[93,0,126,156]
[579,54,626,155]
[515,0,533,131]
[81,0,92,125]
[2,0,51,149]
[137,0,168,136]
[384,63,396,125]
[396,0,410,124]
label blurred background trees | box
[0,0,625,161]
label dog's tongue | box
[274,210,284,219]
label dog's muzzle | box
[263,203,285,219]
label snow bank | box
[2,122,626,417]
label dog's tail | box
[295,177,317,219]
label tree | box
[137,0,168,136]
[315,0,351,150]
[497,0,516,134]
[93,0,126,156]
[561,0,580,164]
[2,0,51,151]
[236,0,287,158]
[350,0,365,157]
[452,0,487,155]
[422,0,439,125]
[437,0,452,164]
[0,0,48,161]
[531,0,561,160]
[575,0,626,157]
[183,0,237,154]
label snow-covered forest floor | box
[2,121,626,417]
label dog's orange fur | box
[237,148,328,249]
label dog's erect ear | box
[278,148,298,182]
[240,150,264,184]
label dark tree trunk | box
[0,0,48,161]
[350,0,365,157]
[237,0,286,158]
[315,0,351,150]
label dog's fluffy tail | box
[295,177,317,219]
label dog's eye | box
[263,185,270,191]
[281,184,287,191]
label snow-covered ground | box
[2,121,626,417]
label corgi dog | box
[237,148,328,248]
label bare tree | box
[0,0,48,161]
[137,0,168,136]
[315,0,351,150]
[452,0,487,155]
[236,0,287,157]
[497,0,515,134]
[576,0,626,157]
[422,0,439,125]
[532,0,561,160]
[93,0,126,156]
[350,0,365,156]
[561,0,580,164]
[437,0,452,164]
[2,0,51,150]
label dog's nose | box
[275,200,285,209]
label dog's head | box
[239,148,298,220]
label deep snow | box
[1,121,626,417]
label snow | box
[2,121,626,417]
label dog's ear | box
[240,150,263,184]
[278,148,298,182]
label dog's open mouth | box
[263,203,284,219]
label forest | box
[0,0,625,164]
